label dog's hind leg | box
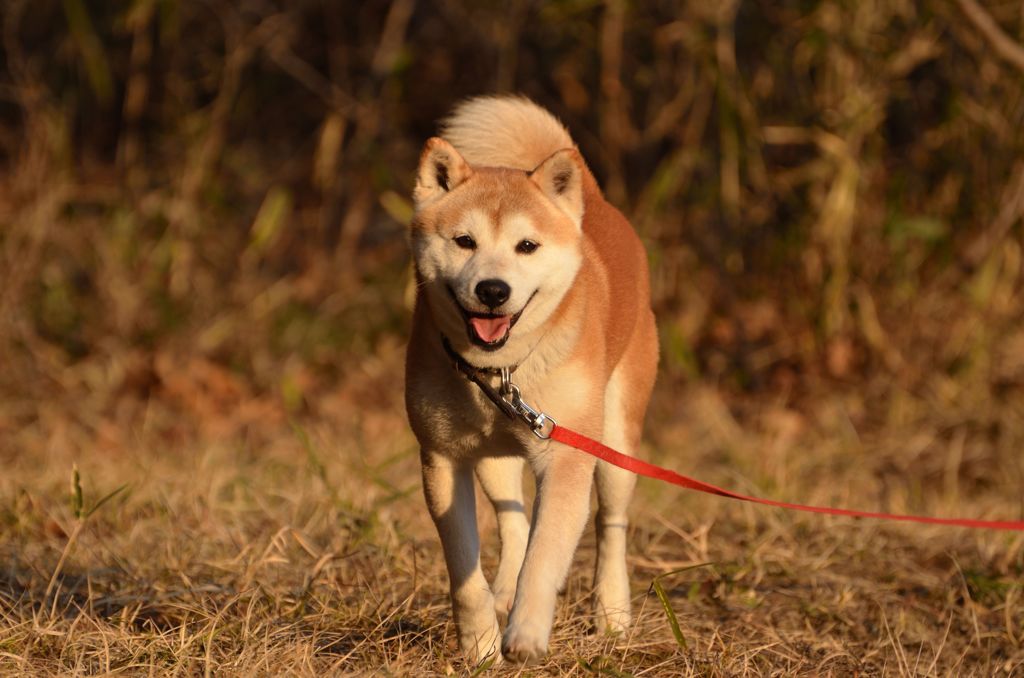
[476,456,529,622]
[594,317,657,634]
[593,370,638,634]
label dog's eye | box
[453,235,477,250]
[516,239,540,254]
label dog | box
[405,96,658,664]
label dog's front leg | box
[502,446,596,662]
[421,450,501,665]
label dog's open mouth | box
[447,287,534,351]
[468,315,512,344]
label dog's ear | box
[529,148,584,228]
[414,138,472,209]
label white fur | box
[413,207,583,372]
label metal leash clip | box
[500,368,556,439]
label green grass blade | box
[469,652,498,676]
[85,483,130,519]
[648,562,715,651]
[651,576,687,650]
[70,465,84,519]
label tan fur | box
[441,96,575,171]
[406,96,658,665]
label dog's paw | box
[501,620,549,664]
[469,646,503,671]
[458,615,502,667]
[594,572,632,635]
[593,607,631,636]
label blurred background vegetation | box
[2,0,1023,461]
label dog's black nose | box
[475,279,511,309]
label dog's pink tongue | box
[470,316,511,343]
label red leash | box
[550,425,1024,532]
[443,339,1024,532]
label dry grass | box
[3,1,1024,675]
[2,340,1021,676]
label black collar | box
[441,336,518,420]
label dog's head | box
[410,137,585,366]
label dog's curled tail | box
[441,96,575,172]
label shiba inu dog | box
[405,96,658,664]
